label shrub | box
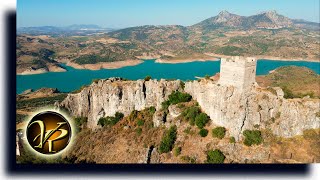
[195,113,209,129]
[282,86,295,99]
[243,130,263,146]
[162,91,192,111]
[174,146,181,157]
[315,111,320,118]
[204,74,210,79]
[74,117,87,127]
[161,100,171,111]
[212,127,226,139]
[137,119,144,126]
[136,127,142,136]
[159,125,177,154]
[97,112,124,127]
[144,75,152,81]
[229,137,236,143]
[180,81,185,90]
[148,106,156,115]
[206,149,225,163]
[128,110,139,121]
[168,91,192,105]
[199,128,208,137]
[182,106,200,126]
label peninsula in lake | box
[17,11,320,75]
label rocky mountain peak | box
[215,10,239,23]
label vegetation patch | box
[243,130,263,146]
[199,128,208,137]
[229,137,236,143]
[144,75,152,81]
[159,125,177,154]
[181,106,200,126]
[161,91,192,111]
[97,112,124,127]
[195,113,209,129]
[180,155,196,163]
[174,146,182,157]
[16,94,67,110]
[137,119,145,126]
[212,127,226,139]
[206,149,225,164]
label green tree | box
[195,113,209,129]
[206,149,225,163]
[199,128,208,137]
[159,125,177,154]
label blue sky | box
[17,0,320,28]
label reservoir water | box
[16,59,320,94]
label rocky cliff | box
[59,78,320,138]
[59,78,182,128]
[184,80,320,139]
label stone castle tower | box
[219,56,257,90]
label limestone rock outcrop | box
[184,80,320,139]
[59,78,320,139]
[60,78,182,128]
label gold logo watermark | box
[26,111,72,155]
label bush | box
[128,110,139,121]
[159,125,177,154]
[243,130,263,146]
[148,106,156,115]
[137,119,144,126]
[282,86,295,99]
[97,112,124,127]
[161,91,192,111]
[195,113,209,129]
[182,106,200,125]
[168,91,192,105]
[199,128,208,137]
[144,75,152,81]
[229,137,236,143]
[212,127,226,139]
[174,146,181,157]
[206,149,225,163]
[204,74,210,79]
[74,117,87,127]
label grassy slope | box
[256,66,320,98]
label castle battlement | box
[219,56,257,90]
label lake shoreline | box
[17,57,319,75]
[66,60,144,70]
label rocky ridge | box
[59,78,320,139]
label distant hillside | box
[257,66,320,98]
[17,24,115,36]
[16,11,320,74]
[191,10,296,30]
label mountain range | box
[16,11,320,74]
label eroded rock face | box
[60,78,182,128]
[60,78,319,139]
[184,80,320,139]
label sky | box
[17,0,320,28]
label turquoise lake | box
[16,59,320,94]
